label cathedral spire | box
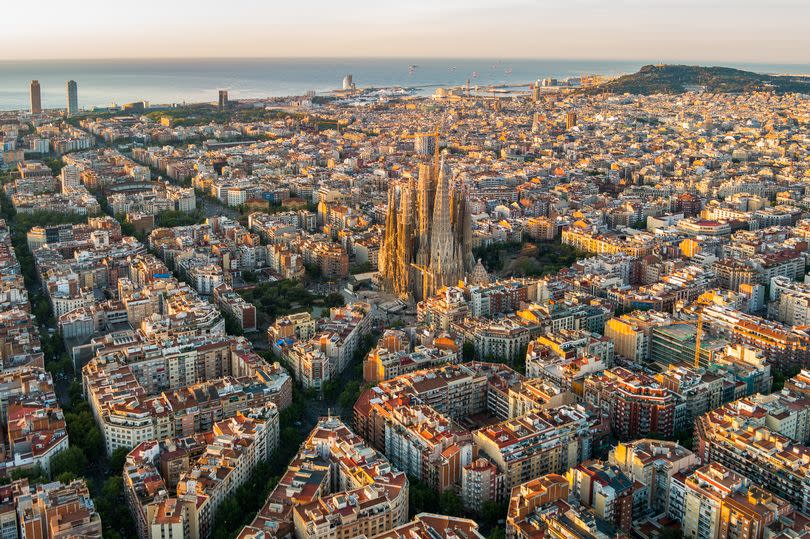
[415,163,435,267]
[429,158,464,292]
[379,148,473,302]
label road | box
[198,194,241,219]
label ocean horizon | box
[3,57,810,112]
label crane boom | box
[694,311,703,370]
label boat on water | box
[471,71,480,78]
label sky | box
[2,0,809,63]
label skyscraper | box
[66,80,78,116]
[218,90,229,109]
[30,80,42,115]
[379,155,474,301]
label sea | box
[2,57,810,111]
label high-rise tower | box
[30,80,42,115]
[66,80,78,116]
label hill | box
[587,64,810,95]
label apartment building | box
[562,221,657,257]
[369,513,484,539]
[604,310,675,362]
[212,283,257,332]
[609,439,698,516]
[362,329,459,383]
[567,461,634,531]
[667,462,795,539]
[695,393,810,514]
[584,368,676,440]
[474,407,596,490]
[124,404,279,539]
[8,478,102,538]
[0,367,68,477]
[239,417,408,539]
[505,473,570,539]
[461,458,504,513]
[83,339,291,455]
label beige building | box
[609,439,698,516]
[474,407,596,490]
[13,478,102,539]
[240,416,408,539]
[604,310,674,362]
[124,404,279,539]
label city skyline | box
[2,4,810,539]
[3,0,809,63]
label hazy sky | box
[2,0,808,63]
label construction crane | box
[693,309,704,370]
[668,302,708,369]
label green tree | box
[10,465,46,485]
[321,379,341,401]
[771,366,800,392]
[56,471,78,484]
[96,476,136,538]
[50,447,88,479]
[67,380,84,410]
[439,488,464,517]
[462,341,476,361]
[46,352,74,378]
[223,312,245,336]
[324,293,345,308]
[44,158,65,175]
[155,209,205,228]
[481,500,506,530]
[239,279,322,319]
[64,408,104,458]
[350,262,373,274]
[408,479,440,518]
[338,381,362,410]
[675,429,694,450]
[487,527,506,539]
[304,263,322,280]
[109,446,132,474]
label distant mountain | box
[587,64,810,95]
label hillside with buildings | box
[590,64,810,94]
